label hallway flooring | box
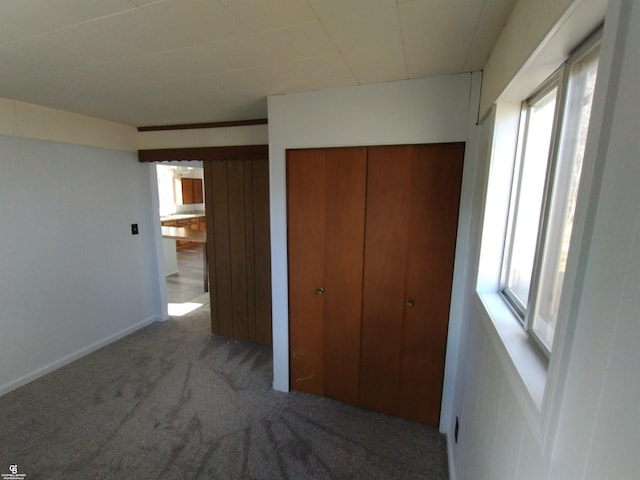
[166,244,208,305]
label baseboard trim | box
[447,433,458,480]
[0,315,159,397]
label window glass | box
[503,86,558,313]
[531,49,600,350]
[500,37,600,355]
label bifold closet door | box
[287,148,367,404]
[203,158,272,345]
[359,143,464,425]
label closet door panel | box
[252,158,272,345]
[210,161,234,337]
[227,160,249,341]
[203,156,272,345]
[398,143,465,424]
[287,143,464,426]
[359,146,413,415]
[203,162,219,334]
[323,148,367,405]
[287,150,327,396]
[243,160,257,342]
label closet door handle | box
[316,287,325,295]
[405,299,415,307]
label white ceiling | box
[0,0,516,127]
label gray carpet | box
[0,305,449,480]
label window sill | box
[475,292,549,435]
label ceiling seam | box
[462,0,489,71]
[0,4,147,49]
[395,0,410,79]
[303,0,361,85]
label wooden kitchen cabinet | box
[182,179,194,204]
[180,178,204,205]
[287,143,464,426]
[193,179,203,203]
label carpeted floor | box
[0,304,449,480]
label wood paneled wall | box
[204,158,272,345]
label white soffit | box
[497,0,606,106]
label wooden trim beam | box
[138,145,269,163]
[137,118,268,132]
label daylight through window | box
[500,37,601,355]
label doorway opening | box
[156,162,208,316]
[139,144,272,343]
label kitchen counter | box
[160,212,205,222]
[161,226,205,243]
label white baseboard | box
[447,433,458,480]
[0,315,159,397]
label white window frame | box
[499,34,602,357]
[501,73,563,322]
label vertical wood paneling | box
[359,145,413,415]
[203,163,219,333]
[287,149,326,395]
[204,157,272,345]
[210,161,234,337]
[243,160,257,342]
[252,158,272,345]
[227,160,249,340]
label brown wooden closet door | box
[398,143,464,425]
[203,158,272,345]
[287,148,366,404]
[359,143,464,425]
[323,149,367,404]
[359,146,414,414]
[287,149,326,396]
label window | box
[500,38,601,355]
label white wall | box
[0,97,136,151]
[449,1,640,479]
[267,73,479,428]
[480,0,606,119]
[0,134,163,395]
[550,1,640,477]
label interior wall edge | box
[439,70,483,434]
